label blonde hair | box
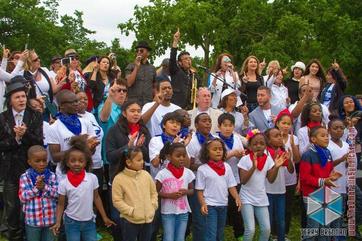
[266,60,280,75]
[23,50,36,71]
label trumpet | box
[190,69,197,109]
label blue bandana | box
[28,168,52,187]
[178,127,189,139]
[314,144,331,167]
[160,132,175,145]
[196,131,214,145]
[218,132,234,150]
[56,113,81,136]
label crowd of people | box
[0,28,361,241]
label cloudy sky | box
[57,0,203,65]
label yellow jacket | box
[112,168,158,224]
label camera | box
[61,57,71,65]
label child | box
[299,126,342,240]
[238,129,287,241]
[112,147,158,241]
[185,112,214,241]
[149,112,190,179]
[51,136,114,241]
[298,102,324,155]
[155,142,195,241]
[274,110,301,238]
[328,118,349,240]
[196,138,241,241]
[217,113,245,240]
[265,127,294,241]
[19,145,58,241]
[270,69,289,109]
[174,109,192,139]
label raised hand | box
[2,47,10,58]
[172,27,180,47]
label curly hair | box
[159,142,186,162]
[199,138,227,164]
[300,102,322,128]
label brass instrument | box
[190,68,197,109]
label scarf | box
[207,160,225,176]
[161,132,175,144]
[267,146,288,166]
[128,123,140,135]
[28,168,52,186]
[178,127,189,139]
[196,131,214,145]
[67,169,85,188]
[314,144,330,167]
[167,162,184,179]
[307,121,321,129]
[218,132,234,150]
[249,151,268,171]
[56,113,81,135]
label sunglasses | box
[136,49,145,54]
[67,55,80,61]
[115,88,128,93]
[32,57,40,63]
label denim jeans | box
[188,191,205,241]
[227,184,244,238]
[330,194,347,241]
[267,193,286,241]
[25,225,55,241]
[241,204,271,241]
[64,215,97,241]
[161,213,189,241]
[120,218,153,241]
[204,206,227,241]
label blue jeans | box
[162,213,189,241]
[25,225,55,241]
[188,191,205,241]
[64,215,97,241]
[241,204,270,241]
[204,206,227,241]
[267,193,286,241]
[330,194,347,241]
[303,199,331,241]
[120,218,153,241]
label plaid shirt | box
[18,169,58,227]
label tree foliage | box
[119,0,362,93]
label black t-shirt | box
[285,78,300,104]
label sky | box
[57,0,204,66]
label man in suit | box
[0,76,43,241]
[188,87,223,134]
[249,86,283,132]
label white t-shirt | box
[238,154,274,206]
[284,134,299,186]
[218,133,244,184]
[141,102,181,137]
[79,112,104,169]
[328,140,349,194]
[155,168,195,214]
[195,162,236,206]
[149,136,167,179]
[271,84,289,110]
[297,126,310,156]
[265,151,286,194]
[186,132,215,170]
[47,118,95,181]
[43,121,53,164]
[58,172,99,221]
[31,67,52,97]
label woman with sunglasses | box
[209,53,241,109]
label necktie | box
[15,113,23,126]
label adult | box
[0,77,43,241]
[188,87,223,134]
[285,61,305,104]
[86,56,115,109]
[218,89,249,134]
[48,55,62,79]
[125,41,156,106]
[209,53,241,108]
[239,55,264,112]
[263,60,280,87]
[141,78,181,137]
[320,61,347,115]
[170,28,201,109]
[156,58,170,81]
[48,89,97,181]
[299,59,326,101]
[249,86,283,132]
[289,84,330,132]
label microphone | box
[196,64,209,71]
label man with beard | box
[249,86,283,132]
[141,77,181,137]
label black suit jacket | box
[0,107,43,182]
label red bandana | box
[249,151,268,171]
[267,147,288,166]
[167,163,184,179]
[207,160,225,176]
[128,123,140,135]
[67,169,85,188]
[307,121,321,129]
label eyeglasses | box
[67,55,80,61]
[32,57,40,63]
[136,49,144,54]
[115,88,128,93]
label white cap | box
[291,61,306,72]
[221,88,236,100]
